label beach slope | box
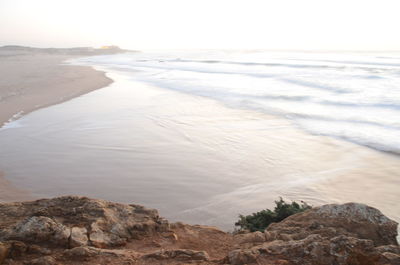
[0,46,124,201]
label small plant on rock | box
[235,197,312,232]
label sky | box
[0,0,399,51]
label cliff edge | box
[0,196,398,265]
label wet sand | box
[0,50,112,201]
[0,171,33,202]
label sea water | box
[78,50,400,154]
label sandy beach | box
[0,49,113,127]
[0,48,113,201]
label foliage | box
[235,198,312,232]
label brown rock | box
[160,231,178,241]
[380,252,400,264]
[7,241,27,258]
[0,243,10,265]
[89,221,115,248]
[63,246,100,259]
[266,202,398,246]
[1,197,399,265]
[0,196,164,248]
[225,203,399,265]
[235,231,266,244]
[2,216,70,246]
[28,256,57,265]
[142,249,210,261]
[228,249,260,265]
[70,227,88,247]
[27,244,51,255]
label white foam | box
[76,51,400,154]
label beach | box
[0,50,399,230]
[0,48,112,201]
[0,49,113,127]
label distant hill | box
[0,45,137,55]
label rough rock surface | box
[265,203,398,246]
[229,203,400,265]
[0,197,398,265]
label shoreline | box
[0,67,399,230]
[0,50,115,202]
[0,53,113,128]
[0,51,399,231]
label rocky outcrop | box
[0,196,166,249]
[0,197,398,265]
[229,203,400,265]
[265,203,398,246]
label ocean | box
[78,50,400,154]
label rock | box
[63,246,100,259]
[228,234,384,265]
[160,231,178,241]
[225,203,399,265]
[0,243,10,265]
[380,252,400,264]
[375,244,400,255]
[142,249,210,261]
[2,216,70,246]
[228,249,260,265]
[63,246,135,262]
[266,203,398,246]
[235,231,266,244]
[0,196,164,249]
[28,256,57,265]
[6,241,27,258]
[89,221,115,248]
[1,197,399,265]
[27,244,51,255]
[70,227,88,247]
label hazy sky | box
[0,0,399,50]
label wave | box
[77,51,400,154]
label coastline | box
[0,52,113,127]
[0,50,114,202]
[0,66,399,230]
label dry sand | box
[0,49,113,201]
[0,51,112,127]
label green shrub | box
[235,198,312,232]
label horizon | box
[2,44,400,54]
[1,0,399,51]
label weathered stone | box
[28,256,57,265]
[267,203,398,246]
[228,249,259,265]
[63,246,100,259]
[235,231,266,244]
[0,242,10,265]
[2,216,70,246]
[160,231,178,241]
[70,227,88,247]
[0,197,399,265]
[142,249,210,261]
[27,244,51,255]
[6,241,27,258]
[380,252,400,264]
[0,196,164,251]
[89,221,113,248]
